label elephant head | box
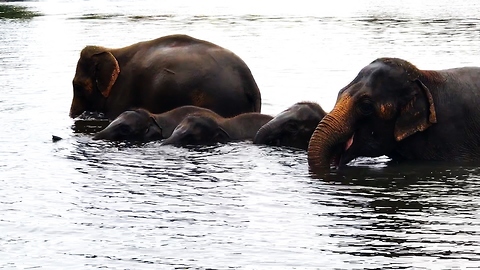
[92,109,163,141]
[70,46,120,119]
[253,102,327,150]
[308,58,438,173]
[161,114,230,146]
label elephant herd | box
[70,34,480,174]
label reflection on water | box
[306,162,480,268]
[56,138,480,268]
[2,0,480,268]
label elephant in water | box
[70,34,261,120]
[308,57,480,174]
[253,102,327,150]
[161,112,273,146]
[92,106,220,141]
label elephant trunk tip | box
[92,132,104,140]
[253,130,269,145]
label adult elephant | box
[308,57,480,173]
[92,106,220,141]
[161,112,273,146]
[253,102,327,150]
[70,34,261,120]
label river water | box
[1,0,480,269]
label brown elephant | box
[308,57,480,173]
[161,112,273,146]
[70,34,261,120]
[92,106,220,141]
[253,102,327,150]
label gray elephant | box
[70,34,261,120]
[161,112,273,146]
[308,57,480,174]
[253,102,327,150]
[92,106,220,141]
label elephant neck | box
[223,113,273,140]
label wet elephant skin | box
[92,106,220,142]
[253,101,327,150]
[308,57,480,173]
[70,34,262,120]
[161,112,273,146]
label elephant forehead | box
[292,106,317,121]
[113,111,146,126]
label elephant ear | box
[214,126,231,143]
[149,116,165,137]
[92,51,120,98]
[394,79,437,141]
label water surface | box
[1,0,480,268]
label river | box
[1,0,480,269]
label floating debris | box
[52,135,63,142]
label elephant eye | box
[358,98,375,116]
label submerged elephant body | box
[70,34,261,120]
[253,102,327,150]
[162,112,273,146]
[92,106,220,141]
[308,57,480,173]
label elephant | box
[253,102,327,150]
[70,34,261,120]
[92,106,220,141]
[308,57,480,173]
[161,112,273,146]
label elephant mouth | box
[331,133,355,168]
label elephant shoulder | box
[148,34,221,50]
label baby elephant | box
[253,102,327,150]
[92,106,220,141]
[161,112,273,146]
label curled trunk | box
[253,119,281,145]
[307,95,354,173]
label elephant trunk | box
[70,99,84,118]
[254,110,294,146]
[253,119,281,146]
[92,128,108,140]
[161,125,188,146]
[307,94,354,173]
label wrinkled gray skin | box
[92,106,219,141]
[161,112,273,146]
[253,102,327,150]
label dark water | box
[1,0,480,269]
